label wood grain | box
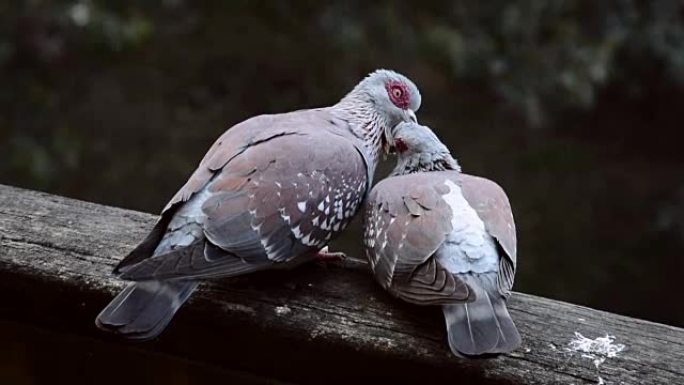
[0,184,682,384]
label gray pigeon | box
[363,122,520,356]
[96,69,422,339]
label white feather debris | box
[275,305,292,316]
[567,332,625,362]
[565,332,626,385]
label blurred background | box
[1,1,683,381]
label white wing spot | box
[297,201,307,213]
[280,208,291,224]
[291,225,303,239]
[301,233,318,246]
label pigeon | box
[363,122,520,356]
[95,69,422,340]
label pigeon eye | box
[385,80,410,109]
[392,87,403,99]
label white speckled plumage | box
[363,122,520,356]
[96,70,422,340]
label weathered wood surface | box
[0,183,682,385]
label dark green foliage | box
[1,0,682,326]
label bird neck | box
[334,95,390,169]
[390,153,461,176]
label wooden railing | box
[0,184,682,384]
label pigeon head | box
[390,122,460,176]
[358,69,421,125]
[338,69,422,156]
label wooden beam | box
[0,184,682,384]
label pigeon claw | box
[315,246,347,262]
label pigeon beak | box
[403,109,418,123]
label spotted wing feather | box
[364,175,471,304]
[203,129,368,264]
[117,109,369,280]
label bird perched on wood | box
[96,69,422,339]
[363,122,521,356]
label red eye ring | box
[386,80,410,109]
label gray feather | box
[95,280,198,340]
[442,273,520,356]
[118,242,268,280]
[489,289,521,353]
[97,69,419,340]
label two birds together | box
[96,69,521,356]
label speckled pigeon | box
[95,69,422,339]
[363,123,520,356]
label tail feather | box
[442,273,520,356]
[96,280,198,340]
[490,292,521,353]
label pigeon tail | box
[442,273,520,356]
[95,280,198,340]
